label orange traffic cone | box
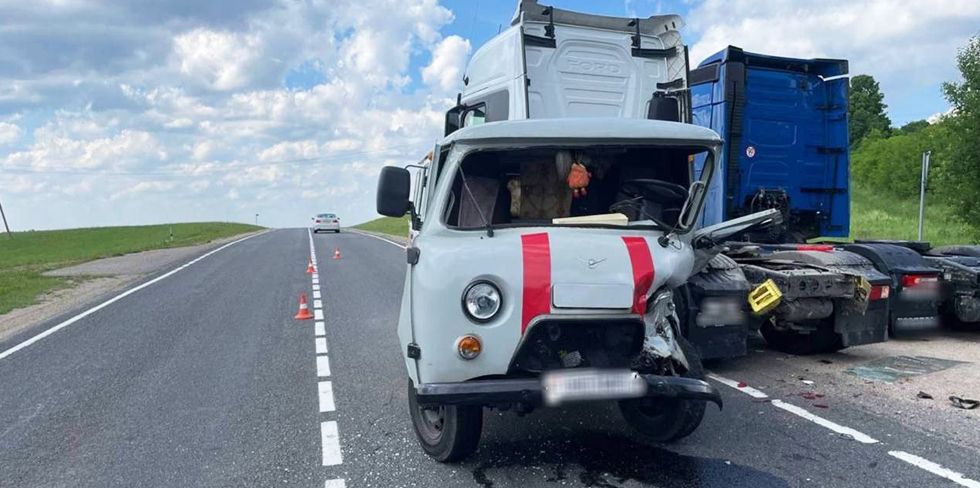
[306,258,316,274]
[294,293,314,320]
[333,248,342,260]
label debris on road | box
[845,356,966,383]
[949,396,979,410]
[917,391,934,400]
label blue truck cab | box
[689,46,850,241]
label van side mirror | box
[377,166,411,217]
[445,105,463,136]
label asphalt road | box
[1,228,977,488]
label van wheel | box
[760,318,844,355]
[407,380,482,462]
[619,335,706,442]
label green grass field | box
[850,183,978,245]
[353,215,411,238]
[0,222,262,315]
[353,184,979,247]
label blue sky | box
[0,0,976,231]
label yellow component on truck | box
[748,279,782,315]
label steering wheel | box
[620,179,689,205]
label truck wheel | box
[619,335,706,442]
[760,318,844,355]
[407,380,482,462]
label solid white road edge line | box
[0,232,262,362]
[770,399,878,444]
[315,321,325,336]
[324,479,346,488]
[707,373,769,399]
[321,421,343,466]
[348,229,407,249]
[315,337,328,354]
[889,451,980,488]
[316,355,331,377]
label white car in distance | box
[312,213,340,233]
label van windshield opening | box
[443,145,710,231]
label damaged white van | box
[376,117,777,461]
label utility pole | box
[255,213,259,226]
[0,197,11,238]
[917,150,931,241]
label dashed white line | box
[770,399,878,444]
[314,321,325,336]
[889,451,980,488]
[316,355,331,377]
[320,421,343,466]
[706,373,769,399]
[312,284,321,291]
[318,381,336,412]
[315,337,328,354]
[0,232,262,361]
[313,299,323,309]
[314,309,324,320]
[324,479,346,488]
[313,290,322,299]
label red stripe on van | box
[521,233,551,333]
[622,237,655,314]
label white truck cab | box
[446,0,691,135]
[376,117,777,461]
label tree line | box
[849,35,979,237]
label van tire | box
[619,335,706,442]
[408,380,482,462]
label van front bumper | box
[415,373,723,409]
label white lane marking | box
[314,321,325,336]
[312,279,320,285]
[318,381,336,412]
[324,479,346,488]
[312,284,320,291]
[314,309,324,320]
[316,355,331,377]
[313,299,323,309]
[348,229,407,249]
[313,290,322,299]
[770,399,878,444]
[311,273,319,280]
[315,337,328,354]
[0,232,263,362]
[889,451,980,488]
[707,373,769,399]
[321,421,343,466]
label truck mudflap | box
[844,243,943,331]
[678,254,751,360]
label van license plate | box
[542,369,647,406]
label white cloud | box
[687,0,980,122]
[422,35,471,93]
[173,28,265,91]
[0,122,22,145]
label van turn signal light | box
[457,335,482,360]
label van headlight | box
[462,281,502,322]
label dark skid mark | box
[466,432,788,488]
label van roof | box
[441,118,722,146]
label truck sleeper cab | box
[376,118,775,462]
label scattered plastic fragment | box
[801,392,817,400]
[801,380,815,385]
[737,381,747,388]
[916,391,933,400]
[819,359,833,364]
[812,403,829,409]
[949,396,979,410]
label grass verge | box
[353,215,410,238]
[0,222,262,315]
[850,183,979,245]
